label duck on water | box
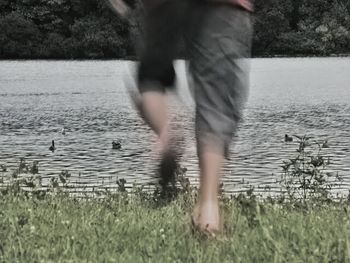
[49,140,56,152]
[284,134,293,142]
[112,140,122,150]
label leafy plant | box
[281,135,342,202]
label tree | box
[253,0,292,55]
[0,12,42,58]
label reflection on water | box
[0,58,349,195]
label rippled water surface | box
[1,58,349,194]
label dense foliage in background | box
[0,0,132,58]
[254,0,350,56]
[0,0,350,59]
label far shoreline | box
[1,53,350,62]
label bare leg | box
[140,91,170,151]
[193,147,224,235]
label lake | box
[0,58,349,195]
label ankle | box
[199,190,219,206]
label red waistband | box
[209,0,253,12]
[143,0,254,12]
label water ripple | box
[0,59,349,195]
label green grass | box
[1,190,350,263]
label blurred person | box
[108,0,253,236]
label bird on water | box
[112,140,122,150]
[322,140,329,148]
[284,134,293,142]
[49,140,56,152]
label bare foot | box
[192,201,220,237]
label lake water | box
[0,58,349,195]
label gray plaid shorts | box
[137,0,253,156]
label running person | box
[109,0,253,236]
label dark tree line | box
[254,0,350,56]
[0,0,350,59]
[0,0,132,59]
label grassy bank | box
[1,189,350,263]
[1,135,348,262]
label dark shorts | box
[137,0,253,155]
